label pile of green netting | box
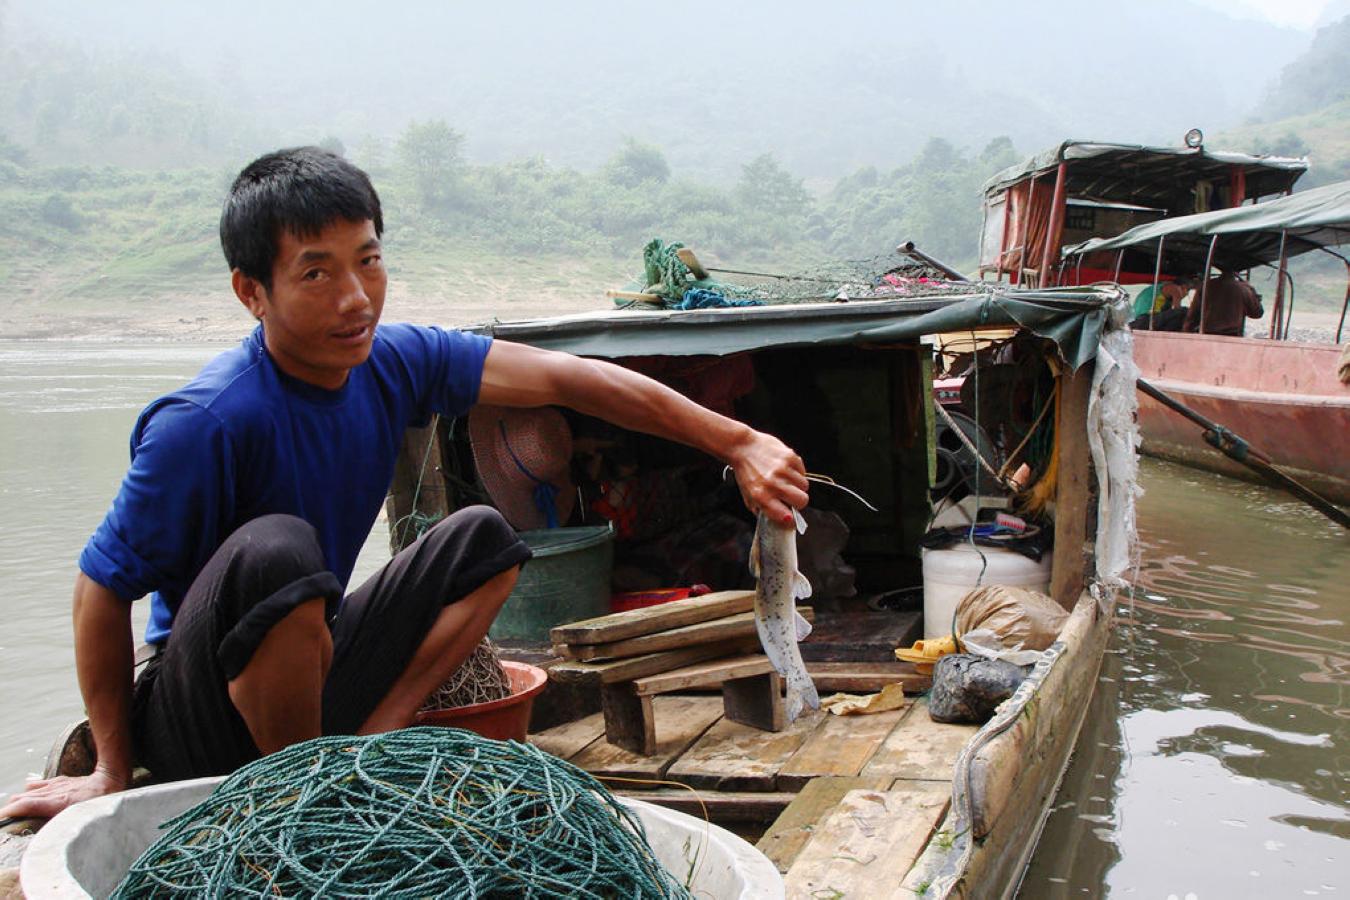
[633,237,993,309]
[112,728,693,898]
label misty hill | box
[1219,15,1350,186]
[2,0,1311,178]
[1260,14,1350,121]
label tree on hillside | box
[979,136,1018,173]
[0,129,27,166]
[1263,15,1350,118]
[735,153,811,217]
[604,138,670,188]
[396,119,466,207]
[318,135,346,158]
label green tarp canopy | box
[983,140,1308,212]
[470,287,1122,372]
[1062,179,1350,273]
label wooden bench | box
[602,654,786,755]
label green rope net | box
[634,237,993,308]
[112,728,693,899]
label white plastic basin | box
[22,776,784,899]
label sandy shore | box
[7,283,1343,345]
[4,277,617,343]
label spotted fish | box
[749,508,820,723]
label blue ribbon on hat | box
[498,419,560,528]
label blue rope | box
[677,288,762,310]
[499,419,560,527]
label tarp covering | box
[471,287,1124,372]
[1062,179,1350,272]
[983,141,1308,212]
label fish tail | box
[785,685,804,723]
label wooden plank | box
[782,787,949,898]
[777,706,908,791]
[615,789,794,824]
[722,671,785,732]
[571,695,723,783]
[600,684,655,755]
[527,711,605,760]
[632,654,773,696]
[549,589,755,645]
[805,661,931,694]
[1051,362,1094,612]
[756,776,893,873]
[667,709,823,792]
[563,607,813,662]
[547,637,758,685]
[860,698,978,782]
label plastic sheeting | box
[1087,301,1142,592]
[476,288,1123,373]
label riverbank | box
[5,285,1344,344]
[2,248,631,342]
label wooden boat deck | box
[529,693,977,895]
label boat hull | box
[905,589,1113,898]
[1132,331,1350,505]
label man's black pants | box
[131,506,531,781]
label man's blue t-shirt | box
[79,323,492,645]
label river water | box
[1,341,1346,894]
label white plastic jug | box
[921,543,1051,640]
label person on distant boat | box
[0,147,809,821]
[1129,276,1191,331]
[1184,268,1264,336]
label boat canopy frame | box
[1062,180,1350,341]
[982,140,1308,209]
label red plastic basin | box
[413,661,548,742]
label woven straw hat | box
[468,405,575,531]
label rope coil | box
[113,728,693,898]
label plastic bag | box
[928,654,1028,724]
[960,628,1044,667]
[954,584,1067,652]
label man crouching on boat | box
[0,146,808,820]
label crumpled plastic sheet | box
[960,627,1045,667]
[1087,303,1142,595]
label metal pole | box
[1112,249,1124,282]
[1198,234,1219,334]
[1336,262,1349,343]
[1149,236,1165,330]
[1038,162,1069,289]
[1281,268,1297,341]
[999,192,1013,282]
[1270,229,1288,340]
[897,241,969,282]
[1017,174,1038,286]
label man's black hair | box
[220,146,383,290]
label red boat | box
[976,139,1350,506]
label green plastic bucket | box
[489,525,614,643]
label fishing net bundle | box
[634,238,994,308]
[112,728,693,899]
[422,636,513,710]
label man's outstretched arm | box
[477,340,809,522]
[0,574,134,819]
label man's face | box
[235,218,387,390]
